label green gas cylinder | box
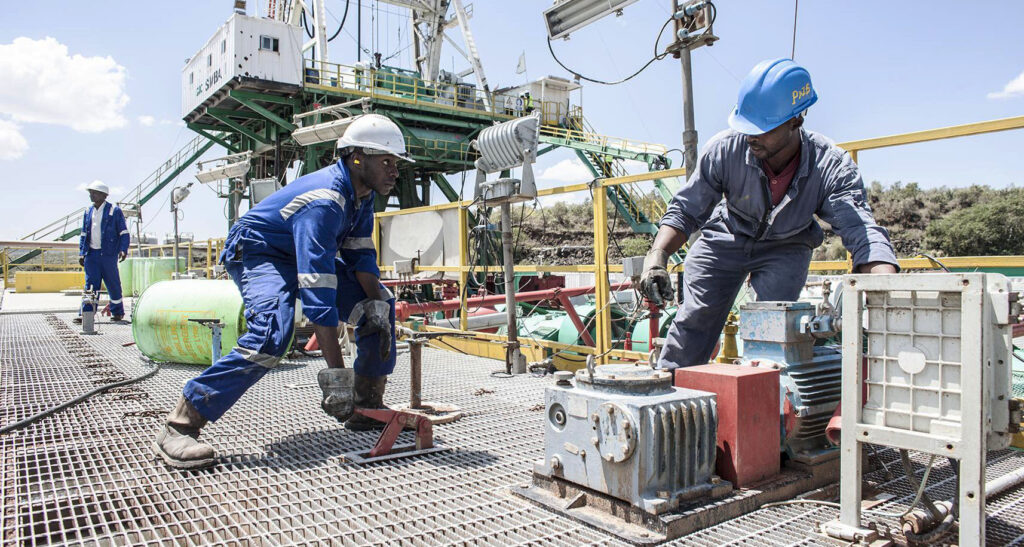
[132,280,245,365]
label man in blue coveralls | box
[76,181,130,323]
[153,114,413,469]
[640,59,898,370]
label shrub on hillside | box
[923,191,1024,256]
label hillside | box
[502,183,1024,265]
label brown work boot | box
[344,375,388,431]
[152,396,217,469]
[318,368,355,422]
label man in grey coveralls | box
[640,58,899,370]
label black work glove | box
[352,298,392,361]
[639,249,675,307]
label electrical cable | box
[545,16,675,86]
[790,0,799,60]
[900,450,940,519]
[0,360,160,435]
[328,0,350,42]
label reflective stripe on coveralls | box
[182,254,396,421]
[82,250,125,317]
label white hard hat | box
[336,114,415,163]
[85,180,110,194]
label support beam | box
[230,90,297,131]
[188,124,241,153]
[228,89,301,107]
[207,107,265,121]
[208,111,272,145]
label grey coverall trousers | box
[657,221,812,369]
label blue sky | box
[1,1,1022,241]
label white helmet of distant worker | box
[85,180,110,194]
[336,113,415,163]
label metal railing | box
[303,60,561,122]
[1,245,83,287]
[2,238,228,287]
[369,114,1024,365]
[539,125,669,157]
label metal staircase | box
[539,116,684,236]
[13,134,225,265]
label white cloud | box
[0,37,129,132]
[987,70,1024,99]
[538,158,592,183]
[0,119,28,160]
[137,115,155,126]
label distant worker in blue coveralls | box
[640,59,899,370]
[154,114,413,469]
[75,181,130,323]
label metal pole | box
[409,339,423,409]
[357,0,362,62]
[679,45,698,178]
[172,204,180,275]
[500,202,521,373]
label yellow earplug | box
[353,159,361,164]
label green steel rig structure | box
[17,5,686,267]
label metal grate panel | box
[1,312,1023,545]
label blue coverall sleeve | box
[816,161,899,271]
[290,202,345,327]
[79,209,88,256]
[115,207,130,253]
[338,205,380,278]
[659,142,725,236]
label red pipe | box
[555,292,595,347]
[395,281,632,321]
[382,278,459,288]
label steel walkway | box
[2,312,1023,545]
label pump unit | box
[532,364,721,514]
[738,301,842,461]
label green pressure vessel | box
[118,258,135,297]
[132,280,245,365]
[133,257,183,295]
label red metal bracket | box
[354,408,434,458]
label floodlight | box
[543,0,641,40]
[291,98,371,146]
[195,152,252,183]
[472,114,540,205]
[291,117,357,146]
[249,177,282,205]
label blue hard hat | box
[728,58,817,135]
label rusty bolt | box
[711,476,721,485]
[604,452,614,461]
[580,450,586,459]
[550,456,562,471]
[657,490,670,499]
[622,421,631,430]
[591,436,598,445]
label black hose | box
[328,0,350,42]
[900,449,941,520]
[0,364,160,435]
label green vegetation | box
[506,183,1023,264]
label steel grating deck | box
[1,312,1023,546]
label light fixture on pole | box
[290,98,371,146]
[195,152,252,184]
[470,114,541,375]
[543,0,641,40]
[170,184,192,277]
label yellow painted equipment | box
[15,272,85,293]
